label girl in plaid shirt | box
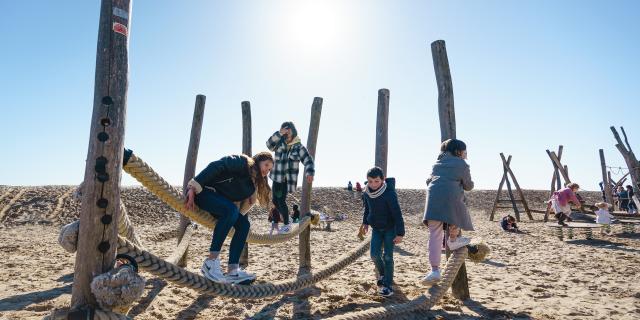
[266,122,315,233]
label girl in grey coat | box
[421,139,474,286]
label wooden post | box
[548,151,571,184]
[431,39,468,300]
[239,101,252,268]
[71,0,132,309]
[546,147,564,221]
[431,40,456,141]
[489,156,511,221]
[504,175,520,221]
[177,95,206,267]
[375,89,390,174]
[499,153,533,221]
[611,126,640,189]
[299,97,322,272]
[599,149,613,205]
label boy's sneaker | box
[201,259,227,283]
[420,270,441,286]
[378,286,394,297]
[376,275,384,287]
[226,269,257,285]
[557,220,568,226]
[447,236,471,250]
[279,224,292,234]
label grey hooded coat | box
[423,153,474,231]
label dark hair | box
[366,167,385,179]
[627,185,633,189]
[280,121,298,138]
[440,139,467,158]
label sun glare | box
[285,1,344,55]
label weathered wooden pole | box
[610,126,639,190]
[239,101,252,268]
[375,89,390,174]
[299,97,322,273]
[431,39,468,300]
[599,149,613,205]
[71,0,132,310]
[431,40,456,141]
[489,155,511,221]
[177,94,206,267]
[499,153,533,221]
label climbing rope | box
[117,235,370,299]
[122,152,318,244]
[325,247,468,320]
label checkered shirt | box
[266,131,315,193]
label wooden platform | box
[545,222,601,229]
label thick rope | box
[117,235,371,299]
[122,153,315,244]
[325,247,468,320]
[166,223,194,265]
[47,187,74,221]
[117,202,144,248]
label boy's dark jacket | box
[362,178,405,236]
[194,155,255,202]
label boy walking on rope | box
[359,167,405,297]
[266,121,315,234]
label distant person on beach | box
[267,121,315,234]
[268,200,283,235]
[626,185,637,214]
[501,215,519,232]
[549,183,581,226]
[347,181,353,191]
[185,152,273,284]
[421,139,474,286]
[359,166,405,297]
[355,182,363,192]
[292,204,301,223]
[594,202,613,234]
[617,186,630,213]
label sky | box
[1,0,639,191]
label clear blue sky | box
[1,0,638,190]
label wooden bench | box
[545,222,602,240]
[319,218,335,231]
[614,219,640,233]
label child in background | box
[549,183,582,226]
[594,202,613,234]
[292,204,301,223]
[617,186,630,213]
[268,201,283,235]
[421,139,474,286]
[627,185,638,214]
[501,215,519,232]
[360,167,405,297]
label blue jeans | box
[195,189,250,264]
[370,227,395,288]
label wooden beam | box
[299,97,322,272]
[611,126,639,189]
[600,149,613,205]
[71,0,131,309]
[500,153,533,220]
[489,155,510,221]
[239,101,251,268]
[177,94,206,267]
[431,40,456,141]
[548,151,571,184]
[431,39,468,300]
[375,89,390,175]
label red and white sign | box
[112,22,128,36]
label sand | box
[0,185,639,319]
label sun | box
[285,1,344,55]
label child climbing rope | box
[185,152,273,284]
[266,122,315,234]
[421,138,474,286]
[594,202,614,234]
[549,183,582,226]
[359,166,405,297]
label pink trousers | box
[427,220,444,270]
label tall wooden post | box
[71,0,132,309]
[299,97,322,272]
[599,149,613,205]
[177,95,206,267]
[610,126,640,191]
[239,101,252,268]
[375,89,390,174]
[431,39,469,300]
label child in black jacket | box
[359,167,405,297]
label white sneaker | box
[226,268,257,284]
[447,236,471,250]
[421,270,441,286]
[279,224,292,234]
[201,259,227,283]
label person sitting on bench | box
[549,183,581,226]
[500,215,519,232]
